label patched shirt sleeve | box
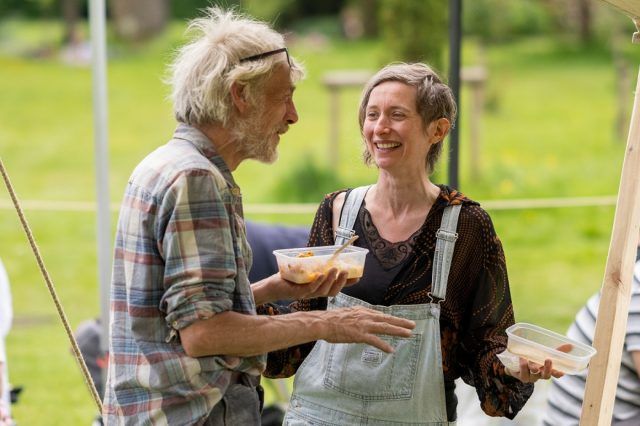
[159,170,237,331]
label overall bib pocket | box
[323,333,422,400]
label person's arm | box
[0,260,12,341]
[632,351,640,379]
[457,207,534,419]
[262,193,345,378]
[0,359,10,424]
[157,174,414,358]
[251,267,353,306]
[179,305,415,357]
[0,263,12,425]
[626,275,640,378]
[179,188,413,357]
[0,359,4,404]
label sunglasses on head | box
[239,47,291,67]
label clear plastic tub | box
[273,245,369,284]
[506,322,597,375]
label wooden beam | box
[322,70,372,171]
[580,66,640,425]
[600,0,640,19]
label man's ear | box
[230,82,249,115]
[431,118,451,142]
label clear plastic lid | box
[505,322,597,375]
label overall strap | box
[430,204,462,301]
[335,185,372,245]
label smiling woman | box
[264,63,564,425]
[362,80,449,180]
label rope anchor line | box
[0,157,104,413]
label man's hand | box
[279,268,357,300]
[321,306,416,353]
[505,343,572,383]
[252,268,358,305]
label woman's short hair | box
[167,7,305,127]
[358,63,457,174]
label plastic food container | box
[273,245,369,284]
[506,323,597,375]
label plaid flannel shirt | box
[103,124,265,425]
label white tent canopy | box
[88,0,111,360]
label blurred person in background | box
[543,246,640,426]
[0,259,13,426]
[102,7,415,425]
[265,62,563,425]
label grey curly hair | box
[358,63,457,174]
[167,7,305,127]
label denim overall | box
[284,187,461,425]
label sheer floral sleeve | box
[455,207,533,418]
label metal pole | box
[88,0,111,388]
[448,0,462,189]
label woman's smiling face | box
[363,81,439,173]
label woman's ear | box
[230,82,249,115]
[430,118,451,142]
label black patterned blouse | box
[260,185,533,421]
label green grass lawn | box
[0,18,634,424]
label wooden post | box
[460,66,487,179]
[580,66,640,426]
[322,70,372,171]
[328,86,340,168]
[580,5,640,424]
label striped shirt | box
[103,124,265,425]
[543,259,640,425]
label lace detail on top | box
[360,206,422,270]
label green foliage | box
[0,0,58,19]
[288,15,343,38]
[378,0,447,71]
[271,156,345,202]
[241,0,346,29]
[464,0,553,42]
[170,0,234,19]
[240,0,298,28]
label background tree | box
[61,0,80,44]
[576,0,593,44]
[464,0,552,42]
[356,0,378,38]
[378,0,447,71]
[109,0,170,42]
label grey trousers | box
[204,383,263,425]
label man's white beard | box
[232,111,279,164]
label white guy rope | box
[0,195,618,214]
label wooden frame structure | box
[581,1,640,424]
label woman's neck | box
[362,172,440,243]
[370,171,440,215]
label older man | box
[102,7,415,426]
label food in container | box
[273,245,369,284]
[504,322,597,375]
